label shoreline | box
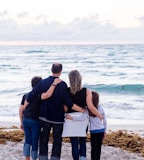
[1,118,144,131]
[0,120,144,160]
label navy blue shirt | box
[27,76,74,123]
[21,93,41,120]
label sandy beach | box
[0,120,144,160]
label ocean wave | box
[26,50,48,53]
[87,84,144,94]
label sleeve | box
[72,110,89,121]
[100,106,107,132]
[20,94,27,105]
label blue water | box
[0,44,144,123]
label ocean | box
[0,44,144,125]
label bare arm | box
[19,105,25,130]
[20,78,62,128]
[71,104,85,112]
[19,78,60,128]
[66,110,88,121]
[24,78,61,108]
[86,89,103,120]
[41,78,62,100]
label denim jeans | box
[70,137,86,160]
[39,120,63,160]
[23,118,40,160]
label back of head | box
[51,63,63,74]
[92,91,99,109]
[89,91,99,117]
[31,76,42,88]
[68,70,82,94]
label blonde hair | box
[68,70,82,94]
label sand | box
[0,120,144,160]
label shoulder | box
[61,81,67,85]
[67,87,70,91]
[82,87,87,92]
[85,88,91,95]
[98,105,105,112]
[42,76,51,82]
[58,81,68,88]
[21,93,28,104]
[81,88,87,96]
[23,93,29,99]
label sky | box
[0,0,144,44]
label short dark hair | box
[51,63,62,74]
[31,76,42,88]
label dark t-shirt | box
[68,87,87,113]
[27,76,74,123]
[21,93,41,120]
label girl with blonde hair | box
[63,70,103,160]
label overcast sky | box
[0,0,144,44]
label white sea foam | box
[0,44,144,123]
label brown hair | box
[31,76,42,88]
[89,91,99,117]
[51,63,62,74]
[92,91,99,109]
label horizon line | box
[0,41,144,45]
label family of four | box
[19,63,107,160]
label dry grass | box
[0,126,144,157]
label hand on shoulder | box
[53,78,62,85]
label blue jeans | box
[70,137,86,160]
[39,120,63,160]
[23,118,40,160]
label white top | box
[89,105,107,133]
[62,110,89,137]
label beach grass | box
[0,126,144,157]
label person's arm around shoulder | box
[71,104,85,113]
[41,78,62,100]
[66,110,88,121]
[86,89,103,120]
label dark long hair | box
[89,91,99,117]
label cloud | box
[0,11,8,17]
[17,12,29,18]
[0,16,144,43]
[137,16,144,24]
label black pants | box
[39,120,63,159]
[90,132,104,160]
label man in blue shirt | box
[26,63,84,160]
